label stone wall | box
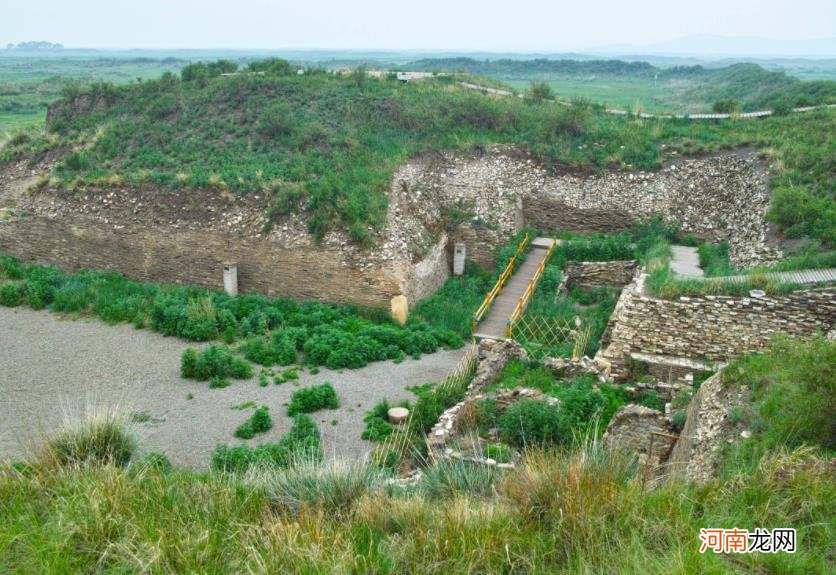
[523,150,778,268]
[562,260,637,289]
[390,146,779,271]
[666,372,735,483]
[603,404,675,467]
[598,272,836,380]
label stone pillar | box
[390,294,408,325]
[453,243,466,276]
[223,262,238,296]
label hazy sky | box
[2,0,835,52]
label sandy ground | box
[0,306,465,468]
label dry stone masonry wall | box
[560,260,638,290]
[598,272,836,379]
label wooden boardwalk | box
[474,242,552,340]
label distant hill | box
[407,57,836,111]
[5,41,64,51]
[588,34,836,58]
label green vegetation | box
[42,412,136,467]
[180,345,253,382]
[483,362,617,448]
[722,335,835,459]
[0,339,832,572]
[413,58,836,113]
[0,254,462,370]
[211,414,321,473]
[287,383,339,416]
[234,406,273,439]
[3,60,829,246]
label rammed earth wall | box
[0,215,404,307]
[597,272,836,380]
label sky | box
[2,0,835,54]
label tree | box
[526,81,554,103]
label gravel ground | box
[0,306,465,468]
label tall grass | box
[40,408,136,468]
[3,436,830,573]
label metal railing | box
[505,237,557,337]
[471,232,530,334]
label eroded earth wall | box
[1,144,780,310]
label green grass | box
[0,339,831,572]
[0,254,464,371]
[643,237,834,299]
[3,61,832,248]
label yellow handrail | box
[472,232,530,333]
[506,237,558,337]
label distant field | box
[0,54,188,138]
[504,78,678,113]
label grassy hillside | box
[2,58,834,248]
[0,336,832,573]
[14,62,681,243]
[414,58,836,113]
[0,54,187,140]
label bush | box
[362,400,406,442]
[637,390,664,412]
[287,383,339,415]
[182,345,253,381]
[0,283,24,307]
[234,406,273,439]
[209,375,230,389]
[211,414,321,472]
[0,256,24,279]
[712,99,740,114]
[498,400,564,448]
[180,348,198,378]
[484,443,512,463]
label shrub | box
[209,375,230,389]
[498,400,564,448]
[45,414,136,467]
[234,406,272,439]
[180,348,198,378]
[287,383,339,415]
[211,414,321,472]
[182,345,253,381]
[25,274,57,310]
[637,390,664,412]
[0,256,24,279]
[361,400,401,442]
[0,283,24,307]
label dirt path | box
[0,307,465,468]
